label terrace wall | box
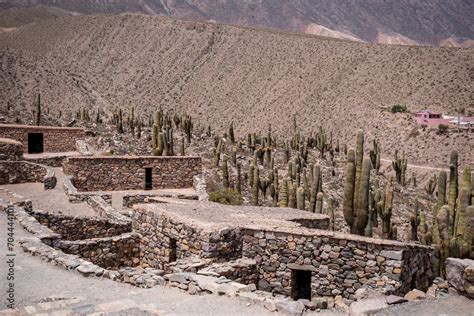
[64,156,202,191]
[0,124,84,153]
[243,228,435,299]
[0,138,23,160]
[0,161,55,189]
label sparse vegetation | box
[208,188,243,205]
[391,104,408,113]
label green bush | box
[209,188,243,205]
[437,124,449,134]
[391,104,408,113]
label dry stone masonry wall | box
[64,156,202,191]
[0,138,23,160]
[30,209,132,241]
[0,161,55,189]
[0,124,84,152]
[132,207,243,270]
[242,228,435,300]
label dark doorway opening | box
[169,238,177,263]
[27,133,44,154]
[145,167,153,190]
[291,269,311,300]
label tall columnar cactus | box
[252,166,259,206]
[315,192,323,214]
[419,211,433,245]
[272,168,279,206]
[327,197,335,231]
[278,179,288,207]
[35,93,41,126]
[248,164,255,187]
[437,205,451,277]
[222,156,229,188]
[117,108,124,134]
[365,208,373,237]
[392,150,408,186]
[343,149,357,233]
[369,139,381,172]
[433,171,448,244]
[355,158,371,235]
[380,176,394,239]
[232,146,237,165]
[454,166,472,236]
[236,162,242,194]
[229,121,235,143]
[355,129,364,193]
[410,200,420,241]
[448,150,459,235]
[180,137,185,156]
[288,182,296,209]
[297,187,305,210]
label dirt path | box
[380,158,449,172]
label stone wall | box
[30,210,131,241]
[63,176,112,204]
[64,156,202,191]
[0,124,84,153]
[132,207,242,270]
[0,161,53,187]
[0,138,23,160]
[58,232,141,269]
[242,228,435,300]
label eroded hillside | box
[0,14,473,166]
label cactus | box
[448,150,458,236]
[437,205,450,277]
[278,179,289,207]
[229,122,235,143]
[236,162,242,194]
[315,192,323,214]
[392,150,408,186]
[454,166,472,236]
[297,187,305,210]
[252,166,259,206]
[355,129,364,191]
[365,208,373,237]
[327,197,335,231]
[117,108,124,133]
[35,93,41,126]
[180,137,185,156]
[288,182,296,208]
[152,124,159,151]
[390,224,398,240]
[343,149,357,233]
[369,139,381,172]
[355,158,371,235]
[419,211,432,245]
[232,146,237,165]
[380,176,394,239]
[248,164,254,187]
[410,200,420,241]
[222,156,229,188]
[425,173,437,195]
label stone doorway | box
[169,238,177,262]
[291,269,311,300]
[27,132,44,154]
[144,167,153,190]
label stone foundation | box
[0,160,55,190]
[0,124,84,152]
[64,156,202,191]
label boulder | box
[385,295,407,305]
[404,289,426,300]
[349,297,388,316]
[446,257,474,297]
[274,299,305,315]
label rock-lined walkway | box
[1,168,97,217]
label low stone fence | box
[0,138,23,160]
[87,196,131,223]
[58,232,141,269]
[30,209,131,241]
[132,207,243,270]
[63,156,202,191]
[242,228,435,300]
[63,176,112,204]
[26,155,70,167]
[0,160,56,189]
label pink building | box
[413,109,474,131]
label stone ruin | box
[0,123,455,314]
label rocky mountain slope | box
[1,0,473,47]
[0,14,473,166]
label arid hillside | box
[2,0,473,46]
[0,14,473,165]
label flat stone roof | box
[133,198,329,232]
